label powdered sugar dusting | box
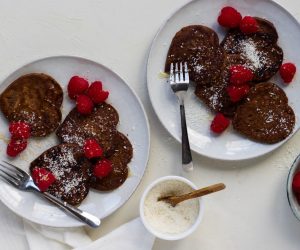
[42,146,76,180]
[19,110,39,124]
[34,144,90,204]
[265,110,275,123]
[59,118,85,146]
[255,102,293,134]
[63,176,83,194]
[194,65,203,74]
[240,40,265,70]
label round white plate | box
[0,56,150,227]
[147,0,300,161]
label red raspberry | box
[210,113,230,134]
[88,81,102,91]
[68,76,89,100]
[93,159,112,178]
[227,84,250,102]
[9,121,31,139]
[292,172,300,194]
[240,16,258,34]
[76,94,94,115]
[6,139,27,157]
[84,139,103,159]
[217,6,242,28]
[296,193,300,205]
[280,63,296,83]
[32,167,56,192]
[87,81,109,104]
[229,65,253,85]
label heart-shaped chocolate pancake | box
[232,83,295,143]
[30,143,91,205]
[165,25,225,86]
[56,103,119,153]
[221,17,283,82]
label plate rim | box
[146,0,300,161]
[0,55,151,227]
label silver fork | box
[0,161,101,228]
[169,62,193,172]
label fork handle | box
[40,191,101,228]
[180,104,193,172]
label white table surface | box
[0,0,300,249]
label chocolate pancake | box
[246,82,288,105]
[165,25,225,85]
[0,73,63,137]
[56,103,119,153]
[90,132,133,191]
[221,18,283,82]
[30,143,91,205]
[233,83,295,143]
[254,17,278,42]
[9,102,62,137]
[106,132,133,163]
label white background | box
[0,0,300,249]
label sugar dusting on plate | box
[144,180,200,234]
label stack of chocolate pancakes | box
[0,73,132,205]
[30,103,133,205]
[165,17,295,143]
[56,103,133,193]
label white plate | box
[0,56,150,227]
[147,0,300,161]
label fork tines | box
[170,62,189,83]
[1,160,27,176]
[0,161,27,187]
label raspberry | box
[68,76,89,100]
[210,113,230,134]
[296,194,300,205]
[6,139,27,157]
[88,81,102,91]
[280,63,296,83]
[87,81,109,104]
[217,6,242,28]
[292,172,300,194]
[76,94,94,115]
[229,65,253,85]
[227,84,250,102]
[93,159,112,178]
[9,121,31,139]
[84,139,103,159]
[240,16,258,34]
[32,167,56,192]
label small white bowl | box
[139,176,204,240]
[287,155,300,221]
